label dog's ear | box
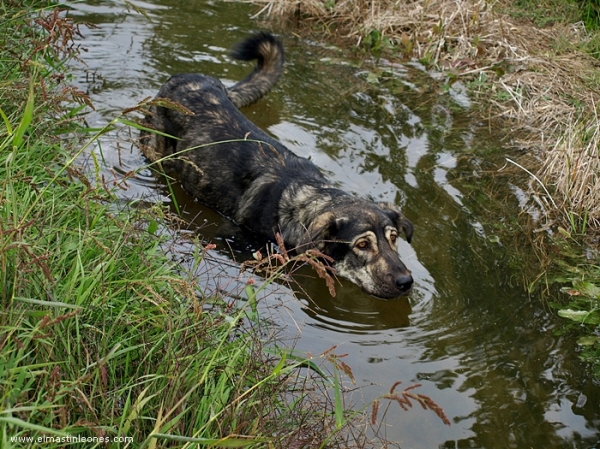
[298,212,347,251]
[378,203,413,244]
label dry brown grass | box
[243,0,600,230]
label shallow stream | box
[68,1,600,447]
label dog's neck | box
[277,182,350,250]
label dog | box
[139,32,414,299]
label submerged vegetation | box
[246,0,600,377]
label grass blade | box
[11,79,35,148]
[0,106,12,135]
[0,417,68,436]
[13,297,83,309]
[333,366,345,429]
[151,433,267,446]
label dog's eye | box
[390,234,398,244]
[355,240,370,250]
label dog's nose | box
[395,274,413,291]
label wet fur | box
[140,32,414,299]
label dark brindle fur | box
[140,32,414,299]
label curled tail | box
[227,32,285,109]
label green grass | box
[504,0,600,57]
[578,0,600,30]
[0,3,357,448]
[504,0,581,28]
[503,0,600,31]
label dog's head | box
[304,200,414,299]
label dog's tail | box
[228,32,284,109]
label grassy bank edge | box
[244,0,600,379]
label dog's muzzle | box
[395,273,414,293]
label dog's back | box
[140,32,318,229]
[140,33,284,164]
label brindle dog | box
[140,32,414,299]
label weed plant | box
[545,233,600,380]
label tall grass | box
[0,4,355,448]
[579,0,600,30]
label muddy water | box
[68,1,600,447]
